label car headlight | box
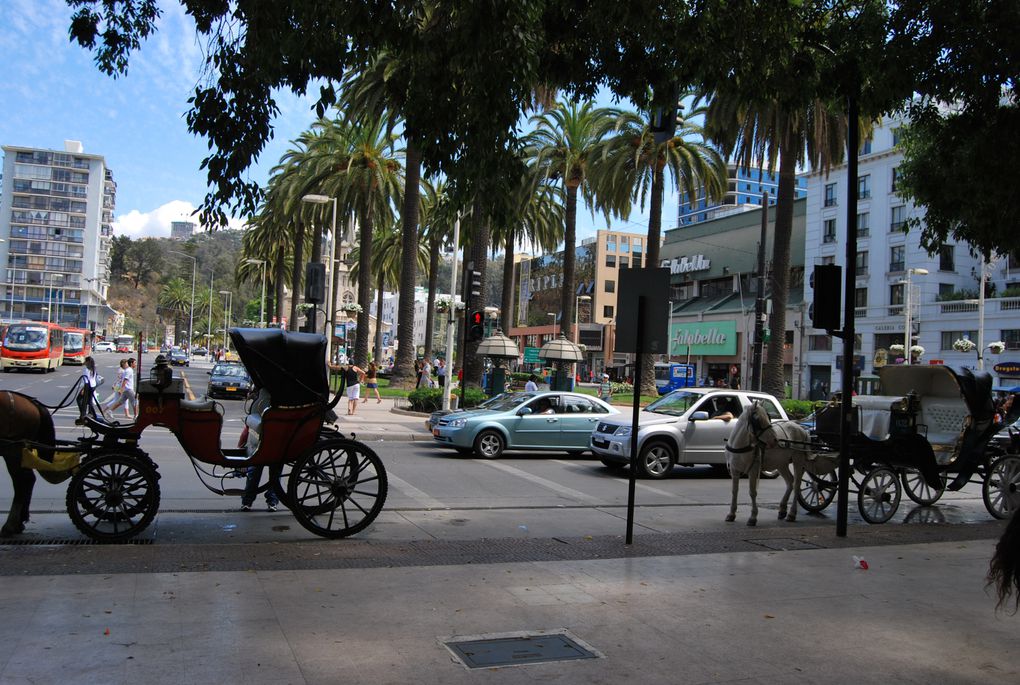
[447,418,467,428]
[615,427,631,437]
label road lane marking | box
[180,370,196,400]
[480,460,601,504]
[386,472,447,510]
[549,459,678,498]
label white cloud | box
[113,200,246,238]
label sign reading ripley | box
[669,321,737,356]
[660,254,711,275]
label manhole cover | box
[747,537,822,551]
[444,630,601,669]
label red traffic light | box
[470,311,483,325]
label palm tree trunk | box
[763,146,797,399]
[464,202,489,386]
[374,270,385,363]
[289,222,305,332]
[306,219,324,334]
[639,164,666,397]
[274,245,286,324]
[560,184,578,336]
[391,139,422,388]
[422,231,440,362]
[500,229,516,333]
[354,210,374,367]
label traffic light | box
[468,269,482,298]
[304,262,325,304]
[468,310,484,341]
[809,264,842,331]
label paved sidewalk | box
[331,396,433,442]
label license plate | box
[592,438,609,448]
[226,387,236,392]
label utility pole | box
[750,191,769,391]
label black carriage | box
[22,328,387,542]
[796,365,1019,524]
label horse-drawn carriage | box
[793,365,1019,524]
[3,328,387,542]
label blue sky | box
[0,0,669,245]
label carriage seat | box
[181,398,219,413]
[852,395,900,440]
[919,400,968,446]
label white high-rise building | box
[0,141,116,333]
[802,118,1020,397]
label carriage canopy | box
[878,365,994,425]
[228,328,328,407]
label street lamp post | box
[902,268,928,365]
[245,258,267,327]
[219,290,233,354]
[574,294,591,383]
[170,250,197,354]
[302,194,337,365]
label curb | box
[343,431,433,442]
[389,406,429,417]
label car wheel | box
[473,430,505,459]
[636,440,675,479]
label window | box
[619,256,629,269]
[761,399,783,420]
[1002,330,1020,350]
[605,254,616,268]
[939,283,955,299]
[890,283,905,307]
[606,237,617,252]
[824,183,837,207]
[821,255,835,266]
[889,245,905,272]
[890,205,906,232]
[891,166,901,192]
[856,212,870,237]
[861,137,872,155]
[941,331,976,350]
[855,251,869,275]
[939,245,955,271]
[620,236,629,253]
[822,219,837,243]
[603,305,614,318]
[809,335,832,351]
[855,287,868,313]
[604,280,615,293]
[857,174,871,199]
[892,128,902,146]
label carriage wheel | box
[287,439,388,539]
[797,471,837,513]
[982,455,1020,520]
[66,452,160,542]
[901,468,945,506]
[857,467,902,524]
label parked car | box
[425,393,510,432]
[169,347,189,366]
[431,391,620,458]
[93,341,115,353]
[192,346,208,358]
[207,362,253,399]
[590,389,789,479]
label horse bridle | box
[725,402,774,454]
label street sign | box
[523,346,541,364]
[615,268,670,354]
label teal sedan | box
[431,391,620,458]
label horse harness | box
[724,407,774,455]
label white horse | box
[724,401,811,526]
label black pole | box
[751,191,769,391]
[836,93,860,538]
[625,296,646,545]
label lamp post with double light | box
[169,250,197,354]
[245,258,267,327]
[301,194,337,364]
[902,267,928,365]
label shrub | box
[611,381,634,395]
[781,399,818,419]
[407,386,487,412]
[935,288,979,302]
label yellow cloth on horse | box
[20,448,80,472]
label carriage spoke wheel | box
[797,470,838,514]
[982,455,1020,520]
[66,452,160,542]
[287,439,387,539]
[857,467,901,524]
[901,468,945,506]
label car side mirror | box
[690,411,709,421]
[207,371,212,376]
[518,407,533,416]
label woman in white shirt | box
[76,356,103,423]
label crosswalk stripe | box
[480,460,601,503]
[549,459,678,498]
[386,472,447,510]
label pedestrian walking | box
[362,361,382,404]
[75,356,103,424]
[598,373,613,403]
[345,363,365,415]
[418,358,433,388]
[103,359,128,409]
[524,374,539,392]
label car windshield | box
[4,326,48,351]
[645,389,706,416]
[479,392,534,412]
[213,364,247,378]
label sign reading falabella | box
[669,321,737,356]
[659,254,711,275]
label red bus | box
[1,322,64,372]
[62,327,91,365]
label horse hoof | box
[785,515,797,523]
[724,514,736,523]
[1,523,24,536]
[777,510,787,520]
[746,519,757,527]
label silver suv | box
[590,388,788,479]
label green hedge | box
[780,399,823,419]
[407,386,488,412]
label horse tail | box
[988,508,1020,613]
[33,398,56,463]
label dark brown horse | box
[0,390,55,536]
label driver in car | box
[708,397,738,422]
[532,398,556,415]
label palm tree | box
[524,100,627,339]
[158,278,191,345]
[705,94,850,398]
[419,178,456,363]
[596,100,727,396]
